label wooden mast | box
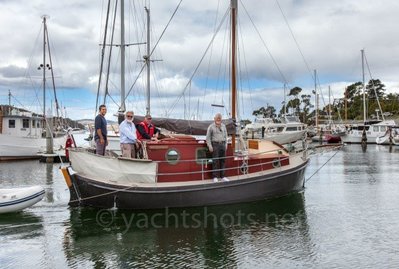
[231,0,237,149]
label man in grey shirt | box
[206,113,229,182]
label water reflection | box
[62,193,312,267]
[0,211,44,238]
[341,144,396,184]
[45,163,54,203]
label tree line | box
[251,79,399,125]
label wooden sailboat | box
[61,0,309,209]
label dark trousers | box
[95,139,107,156]
[212,142,226,178]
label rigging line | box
[96,0,112,116]
[316,76,327,108]
[104,0,119,106]
[24,24,44,112]
[305,145,342,182]
[237,13,254,116]
[210,14,229,117]
[275,0,314,81]
[124,0,184,101]
[212,19,229,113]
[329,89,344,123]
[201,0,222,118]
[364,53,385,120]
[150,27,169,116]
[148,0,182,61]
[125,0,145,112]
[237,31,246,117]
[9,93,26,108]
[240,0,288,85]
[45,22,60,118]
[314,72,330,113]
[167,7,230,116]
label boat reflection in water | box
[0,211,44,237]
[62,192,313,268]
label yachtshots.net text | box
[95,207,305,233]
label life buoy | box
[240,162,248,174]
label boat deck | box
[77,152,306,189]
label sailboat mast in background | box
[39,15,53,154]
[120,0,126,114]
[361,49,366,124]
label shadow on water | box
[45,163,54,203]
[341,144,399,185]
[0,211,44,238]
[62,192,313,268]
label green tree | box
[287,86,302,115]
[366,79,385,98]
[300,94,312,123]
[252,105,276,118]
[346,82,363,101]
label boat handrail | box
[156,154,291,178]
[69,145,290,165]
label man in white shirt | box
[119,111,138,158]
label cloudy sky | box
[1,0,399,121]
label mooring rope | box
[305,145,343,183]
[69,185,137,204]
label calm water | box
[1,144,399,268]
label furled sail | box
[133,116,236,135]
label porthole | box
[272,158,281,168]
[165,149,180,164]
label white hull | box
[247,130,306,145]
[0,134,66,159]
[0,186,45,214]
[342,130,390,144]
[263,130,306,145]
[342,120,397,145]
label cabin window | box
[32,120,36,128]
[22,119,29,128]
[8,119,15,128]
[196,148,211,165]
[165,149,180,164]
[286,127,297,131]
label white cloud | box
[1,0,399,121]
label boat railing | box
[70,145,304,181]
[155,149,292,180]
